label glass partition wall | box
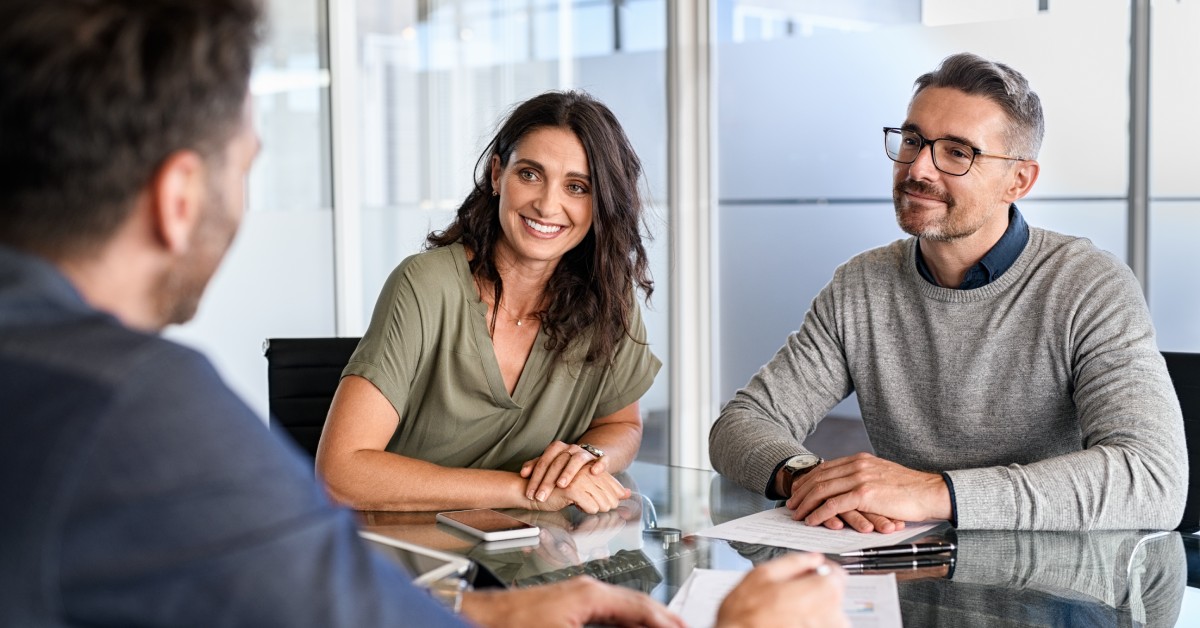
[1150,0,1200,353]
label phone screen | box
[441,509,535,533]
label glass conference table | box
[358,461,1191,627]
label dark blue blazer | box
[0,246,465,627]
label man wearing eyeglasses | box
[710,52,1186,533]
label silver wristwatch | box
[579,443,605,458]
[783,453,822,478]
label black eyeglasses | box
[883,127,1025,176]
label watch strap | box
[785,455,822,477]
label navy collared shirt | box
[915,205,1029,289]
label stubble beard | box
[155,184,237,327]
[892,179,979,242]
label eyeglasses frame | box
[882,127,1026,177]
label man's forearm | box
[710,405,805,498]
[948,445,1185,530]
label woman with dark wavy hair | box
[316,91,659,514]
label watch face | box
[786,454,820,473]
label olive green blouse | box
[343,243,661,472]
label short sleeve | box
[592,300,661,418]
[342,260,427,418]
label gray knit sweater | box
[710,227,1187,530]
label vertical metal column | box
[612,0,623,52]
[328,0,365,335]
[667,0,716,469]
[1129,0,1150,296]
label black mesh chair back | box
[263,337,361,459]
[1163,351,1200,531]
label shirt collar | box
[0,245,95,325]
[915,204,1030,290]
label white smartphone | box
[436,509,541,542]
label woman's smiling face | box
[490,126,594,270]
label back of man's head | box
[0,0,263,260]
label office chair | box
[263,337,361,459]
[1163,352,1200,532]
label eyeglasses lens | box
[884,129,973,176]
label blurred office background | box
[167,0,1200,471]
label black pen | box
[842,557,955,572]
[839,541,955,558]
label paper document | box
[668,569,901,628]
[698,507,942,553]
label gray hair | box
[914,52,1044,159]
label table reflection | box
[358,462,1186,626]
[708,465,1187,626]
[902,529,1185,627]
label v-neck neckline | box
[453,243,548,408]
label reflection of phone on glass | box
[436,509,541,541]
[473,535,542,552]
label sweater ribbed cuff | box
[940,471,958,528]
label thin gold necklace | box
[496,298,539,326]
[474,276,542,326]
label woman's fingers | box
[526,442,568,499]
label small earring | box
[492,190,499,197]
